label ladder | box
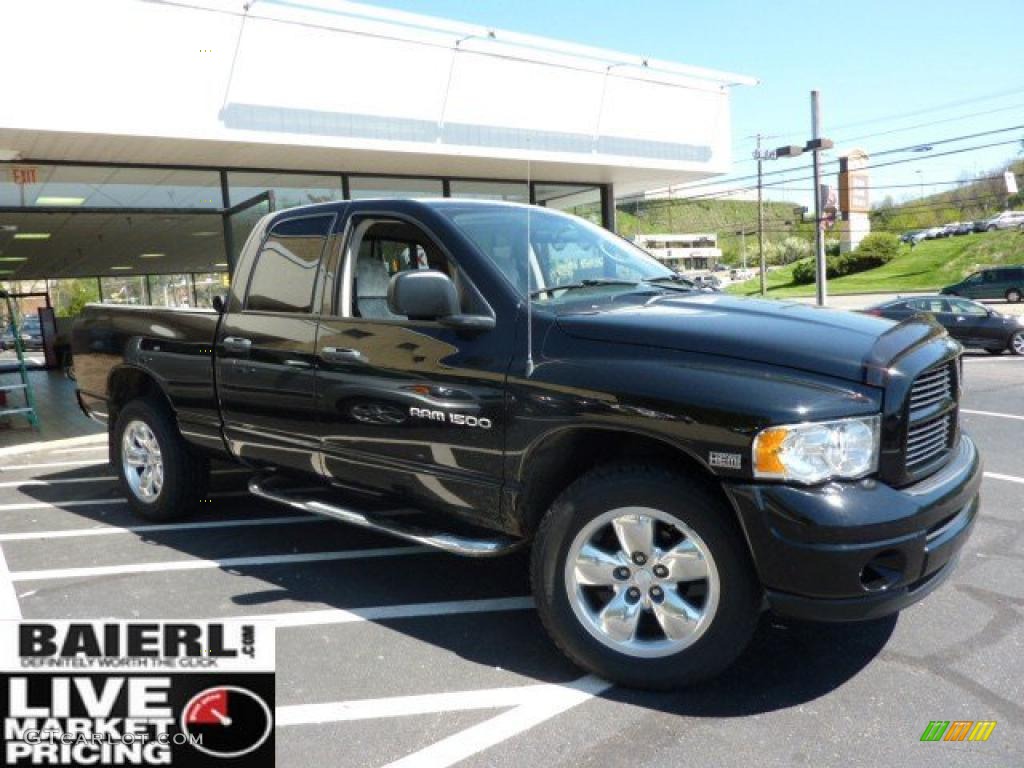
[0,290,39,429]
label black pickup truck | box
[72,199,981,689]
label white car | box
[984,211,1024,231]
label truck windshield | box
[440,205,675,303]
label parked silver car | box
[984,211,1024,231]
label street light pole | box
[757,134,766,296]
[810,90,827,307]
[756,98,832,303]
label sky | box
[363,0,1024,208]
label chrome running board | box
[248,473,521,558]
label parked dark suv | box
[941,266,1024,303]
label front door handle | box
[222,336,253,353]
[321,346,364,363]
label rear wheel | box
[114,397,209,521]
[1006,288,1022,303]
[1010,331,1024,357]
[531,464,760,690]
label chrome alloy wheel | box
[1012,332,1024,356]
[121,420,164,503]
[564,507,720,658]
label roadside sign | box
[1006,171,1019,196]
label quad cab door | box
[314,208,511,529]
[216,210,336,473]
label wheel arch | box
[514,426,734,537]
[106,365,175,459]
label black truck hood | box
[555,293,935,384]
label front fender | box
[506,334,883,487]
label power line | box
[731,101,1024,162]
[622,135,1023,208]
[647,123,1024,203]
[750,85,1024,145]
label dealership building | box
[0,0,753,317]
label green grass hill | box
[727,229,1024,298]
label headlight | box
[753,415,880,484]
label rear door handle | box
[321,346,364,363]
[222,336,253,353]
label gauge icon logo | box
[182,685,273,759]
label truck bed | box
[71,303,224,451]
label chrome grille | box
[908,364,952,415]
[906,414,952,469]
[904,361,957,473]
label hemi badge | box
[709,451,742,470]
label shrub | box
[792,259,816,284]
[790,232,902,284]
[851,232,901,266]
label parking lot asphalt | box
[0,352,1021,767]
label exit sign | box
[9,166,37,185]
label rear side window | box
[910,299,947,313]
[950,298,987,316]
[246,215,333,313]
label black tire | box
[531,464,760,690]
[1010,331,1024,357]
[113,397,209,521]
[985,347,1005,355]
[1006,288,1022,303]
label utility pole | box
[811,90,827,307]
[755,106,832,302]
[756,134,766,296]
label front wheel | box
[1006,288,1022,303]
[114,397,209,521]
[531,465,760,690]
[1010,331,1024,357]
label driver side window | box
[344,219,481,320]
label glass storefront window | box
[100,275,147,305]
[227,172,344,209]
[449,180,529,203]
[533,183,603,225]
[48,278,100,317]
[0,212,226,280]
[147,274,192,308]
[1,165,221,209]
[193,272,230,308]
[348,176,444,200]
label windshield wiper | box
[643,275,698,291]
[530,278,639,298]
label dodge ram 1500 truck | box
[72,199,981,690]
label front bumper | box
[724,435,981,622]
